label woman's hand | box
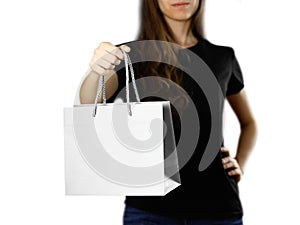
[89,42,130,76]
[221,147,244,182]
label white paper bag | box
[63,51,181,195]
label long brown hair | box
[135,0,205,84]
[132,0,206,113]
[137,0,205,42]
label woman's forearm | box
[235,119,258,173]
[79,69,118,104]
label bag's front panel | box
[64,101,179,195]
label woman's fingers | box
[119,44,131,53]
[221,148,243,182]
[89,42,130,76]
[223,157,239,169]
[96,57,116,70]
[228,168,242,176]
[90,63,105,75]
[220,146,230,156]
[228,168,243,182]
[106,46,125,60]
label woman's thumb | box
[119,45,131,53]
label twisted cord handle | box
[92,50,140,117]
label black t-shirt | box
[107,36,245,220]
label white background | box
[0,0,299,224]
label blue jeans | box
[123,205,243,225]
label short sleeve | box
[226,48,245,96]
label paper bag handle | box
[92,50,141,117]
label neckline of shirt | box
[182,36,205,50]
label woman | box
[80,0,257,224]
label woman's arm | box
[79,42,130,104]
[223,89,258,179]
[80,70,118,104]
